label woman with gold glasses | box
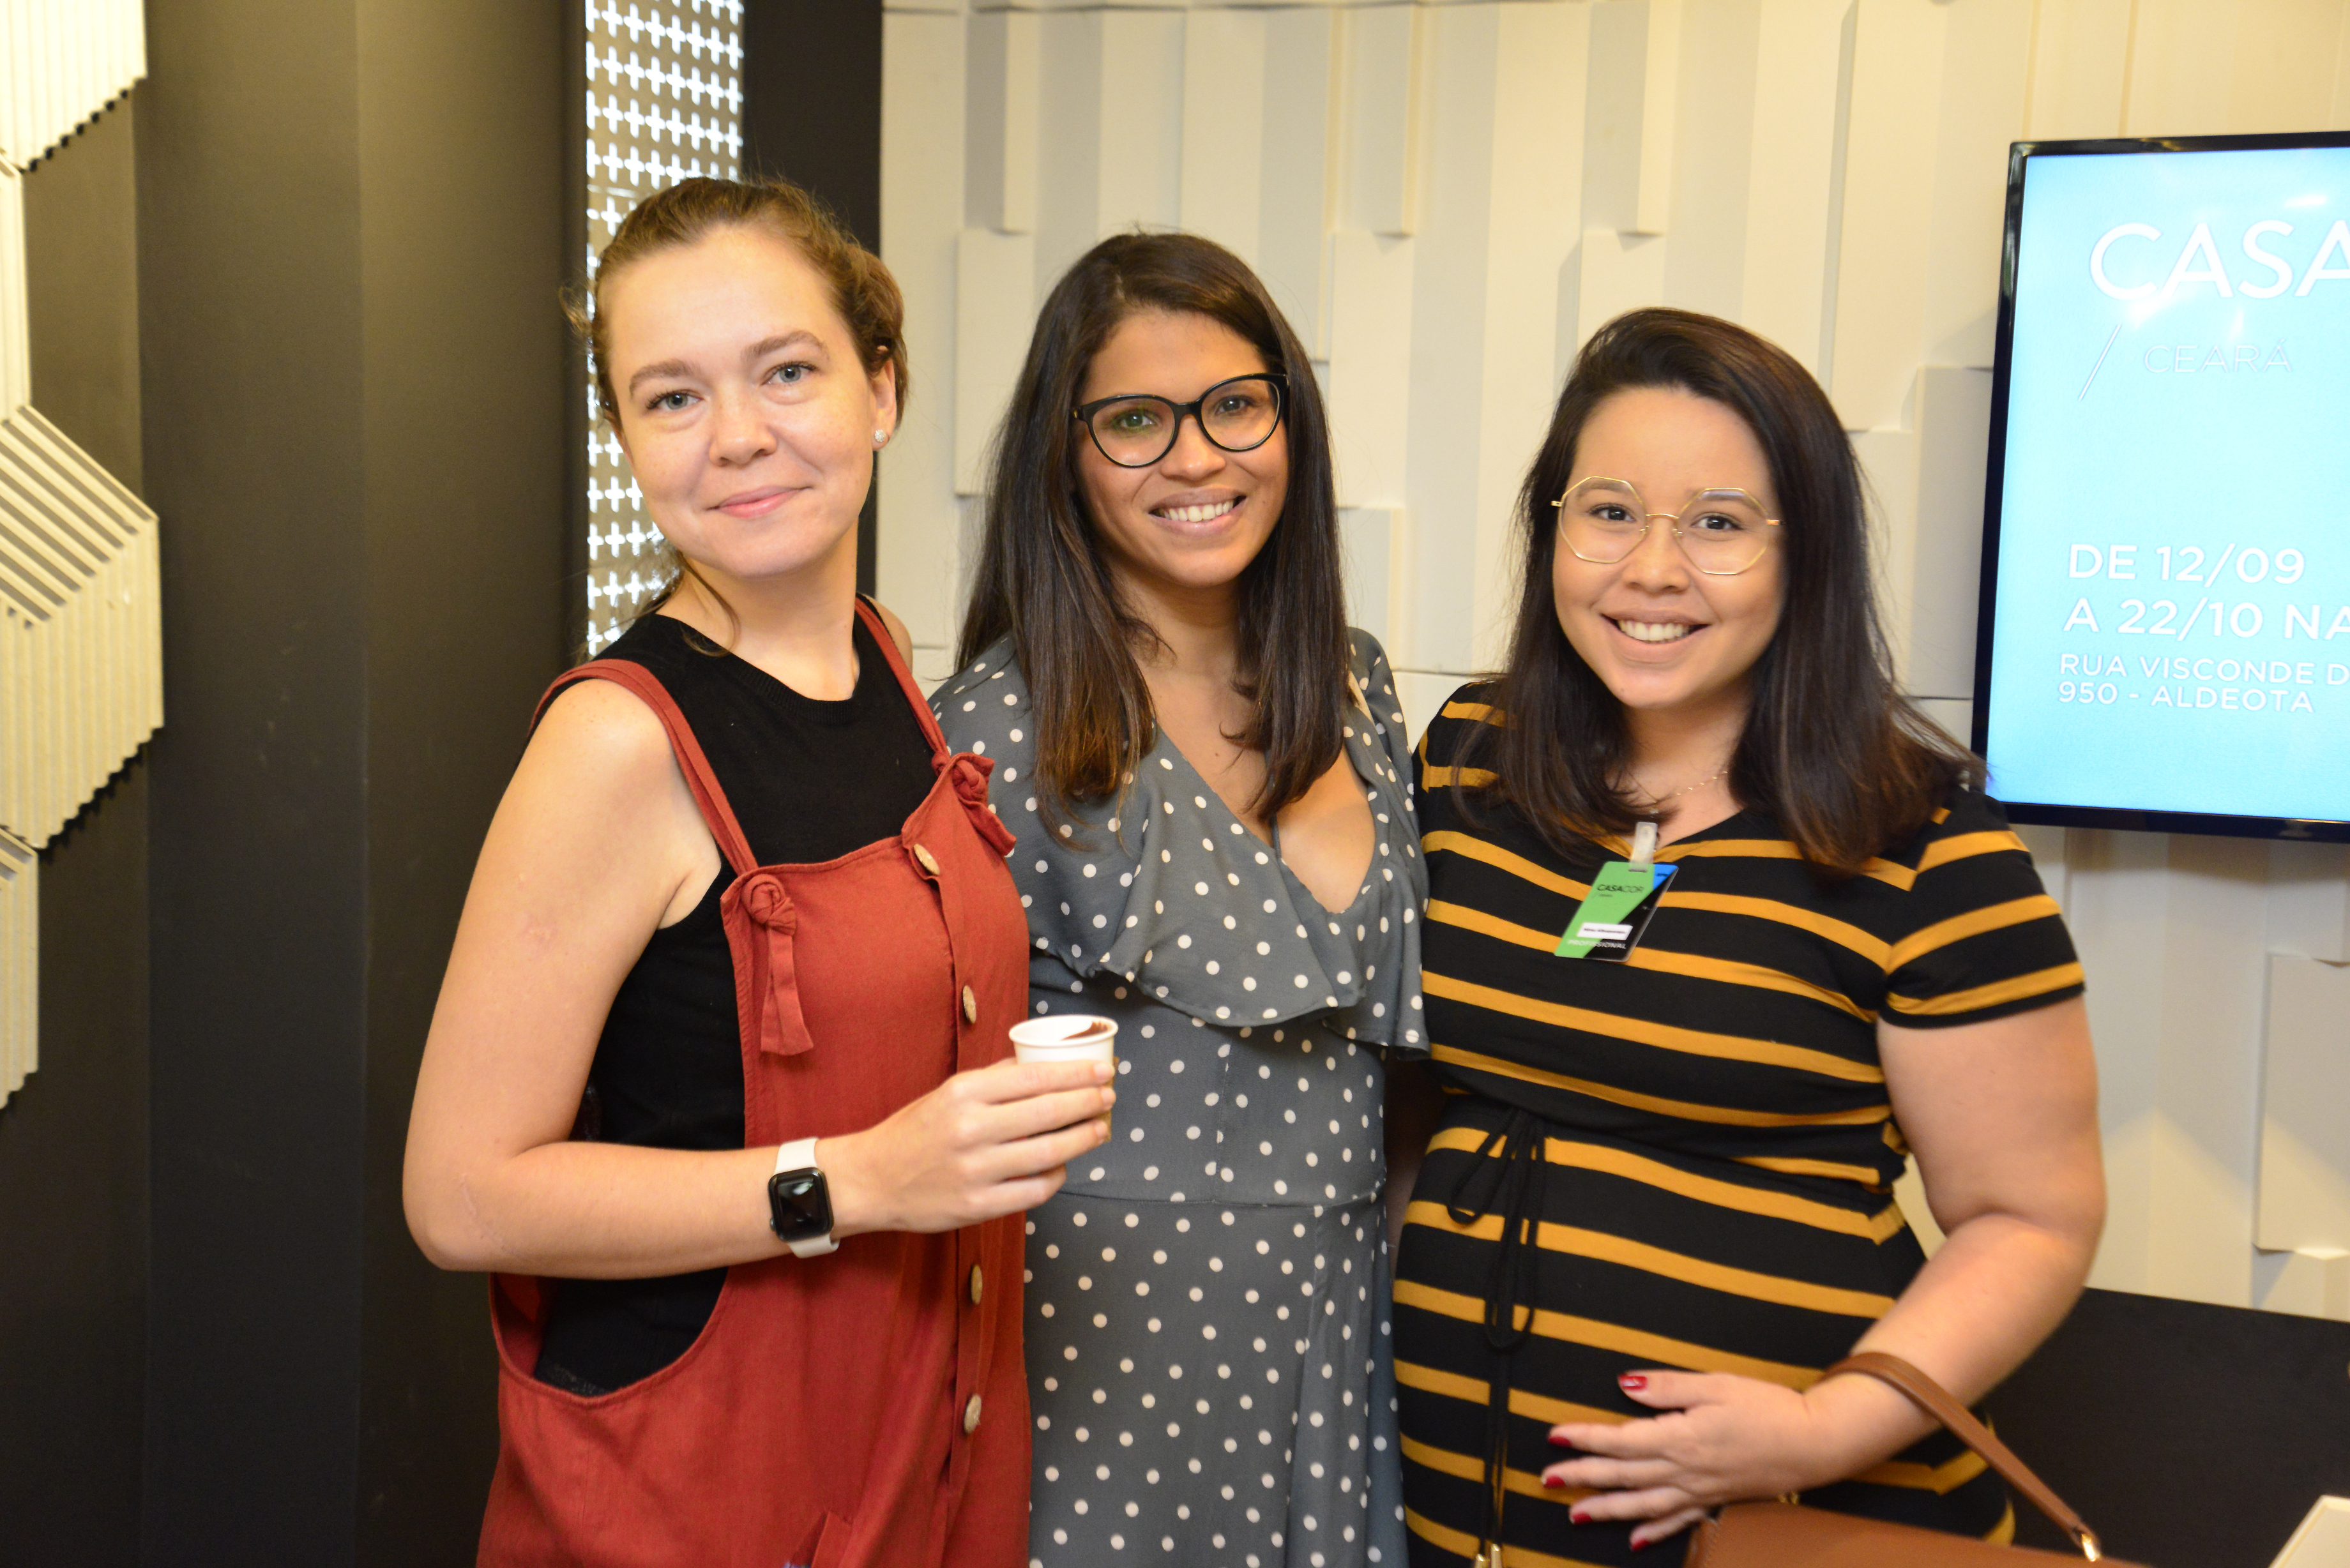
[1393,308,2104,1565]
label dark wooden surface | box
[1987,1286,2350,1568]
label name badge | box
[1555,861,1678,960]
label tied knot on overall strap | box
[1440,1107,1551,1567]
[942,751,1018,856]
[730,870,817,1057]
[739,871,798,932]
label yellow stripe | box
[1661,891,1892,967]
[1885,894,2063,971]
[1424,900,1876,1023]
[1424,763,1499,789]
[1443,700,1502,723]
[1404,1508,1609,1568]
[1425,831,1588,900]
[1400,1435,1593,1504]
[1658,838,1913,889]
[1427,1043,1895,1133]
[1425,1125,1909,1239]
[1394,1359,1625,1427]
[1917,829,2028,877]
[1429,900,1563,951]
[1625,947,1876,1021]
[1404,1201,1895,1316]
[1735,1154,1888,1187]
[1851,1445,1989,1494]
[1395,1278,1821,1388]
[1987,1502,2017,1544]
[1425,972,1884,1084]
[1886,961,2084,1018]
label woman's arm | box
[402,679,1113,1279]
[1383,1060,1447,1253]
[1541,997,2104,1545]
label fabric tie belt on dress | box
[1439,1105,1550,1568]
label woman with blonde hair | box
[405,177,1104,1567]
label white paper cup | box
[1010,1015,1118,1133]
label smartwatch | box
[768,1137,837,1257]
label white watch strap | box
[773,1137,837,1257]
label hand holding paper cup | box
[1010,1015,1118,1134]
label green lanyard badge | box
[1556,820,1677,960]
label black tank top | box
[534,609,936,1394]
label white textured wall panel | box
[2258,954,2350,1254]
[0,830,31,1104]
[0,0,144,168]
[882,0,2350,1310]
[0,3,160,1110]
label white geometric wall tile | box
[0,829,31,1104]
[1325,230,1413,510]
[0,3,156,1110]
[1255,8,1342,354]
[951,227,1035,497]
[0,0,145,169]
[0,403,163,845]
[1178,8,1268,262]
[2258,954,2350,1255]
[1737,0,1849,377]
[1825,0,1947,432]
[1338,4,1425,239]
[883,7,972,663]
[966,8,1039,234]
[1918,0,2031,370]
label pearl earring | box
[874,428,889,447]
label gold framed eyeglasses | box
[1550,477,1780,577]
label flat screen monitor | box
[1974,131,2350,843]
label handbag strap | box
[1824,1352,2104,1562]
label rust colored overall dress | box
[478,601,1032,1568]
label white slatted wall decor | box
[879,0,2350,1316]
[0,0,146,171]
[0,7,157,1109]
[582,0,745,653]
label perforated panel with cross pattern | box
[582,0,743,652]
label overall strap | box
[534,660,759,878]
[853,597,952,769]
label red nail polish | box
[1632,1538,1649,1553]
[1542,1474,1565,1489]
[1619,1373,1648,1391]
[1570,1509,1590,1525]
[1547,1433,1575,1448]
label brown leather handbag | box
[1683,1352,2137,1566]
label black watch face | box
[768,1169,832,1241]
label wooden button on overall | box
[912,843,940,875]
[961,985,978,1023]
[963,1394,983,1435]
[969,1265,983,1304]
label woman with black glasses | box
[936,232,1430,1568]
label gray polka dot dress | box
[934,630,1429,1568]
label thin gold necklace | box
[1628,761,1730,811]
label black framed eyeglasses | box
[1072,373,1287,468]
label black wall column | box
[137,2,568,1560]
[741,0,885,598]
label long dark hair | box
[957,232,1351,824]
[1467,308,1975,877]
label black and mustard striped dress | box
[1393,690,2085,1567]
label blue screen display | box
[1985,143,2350,825]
